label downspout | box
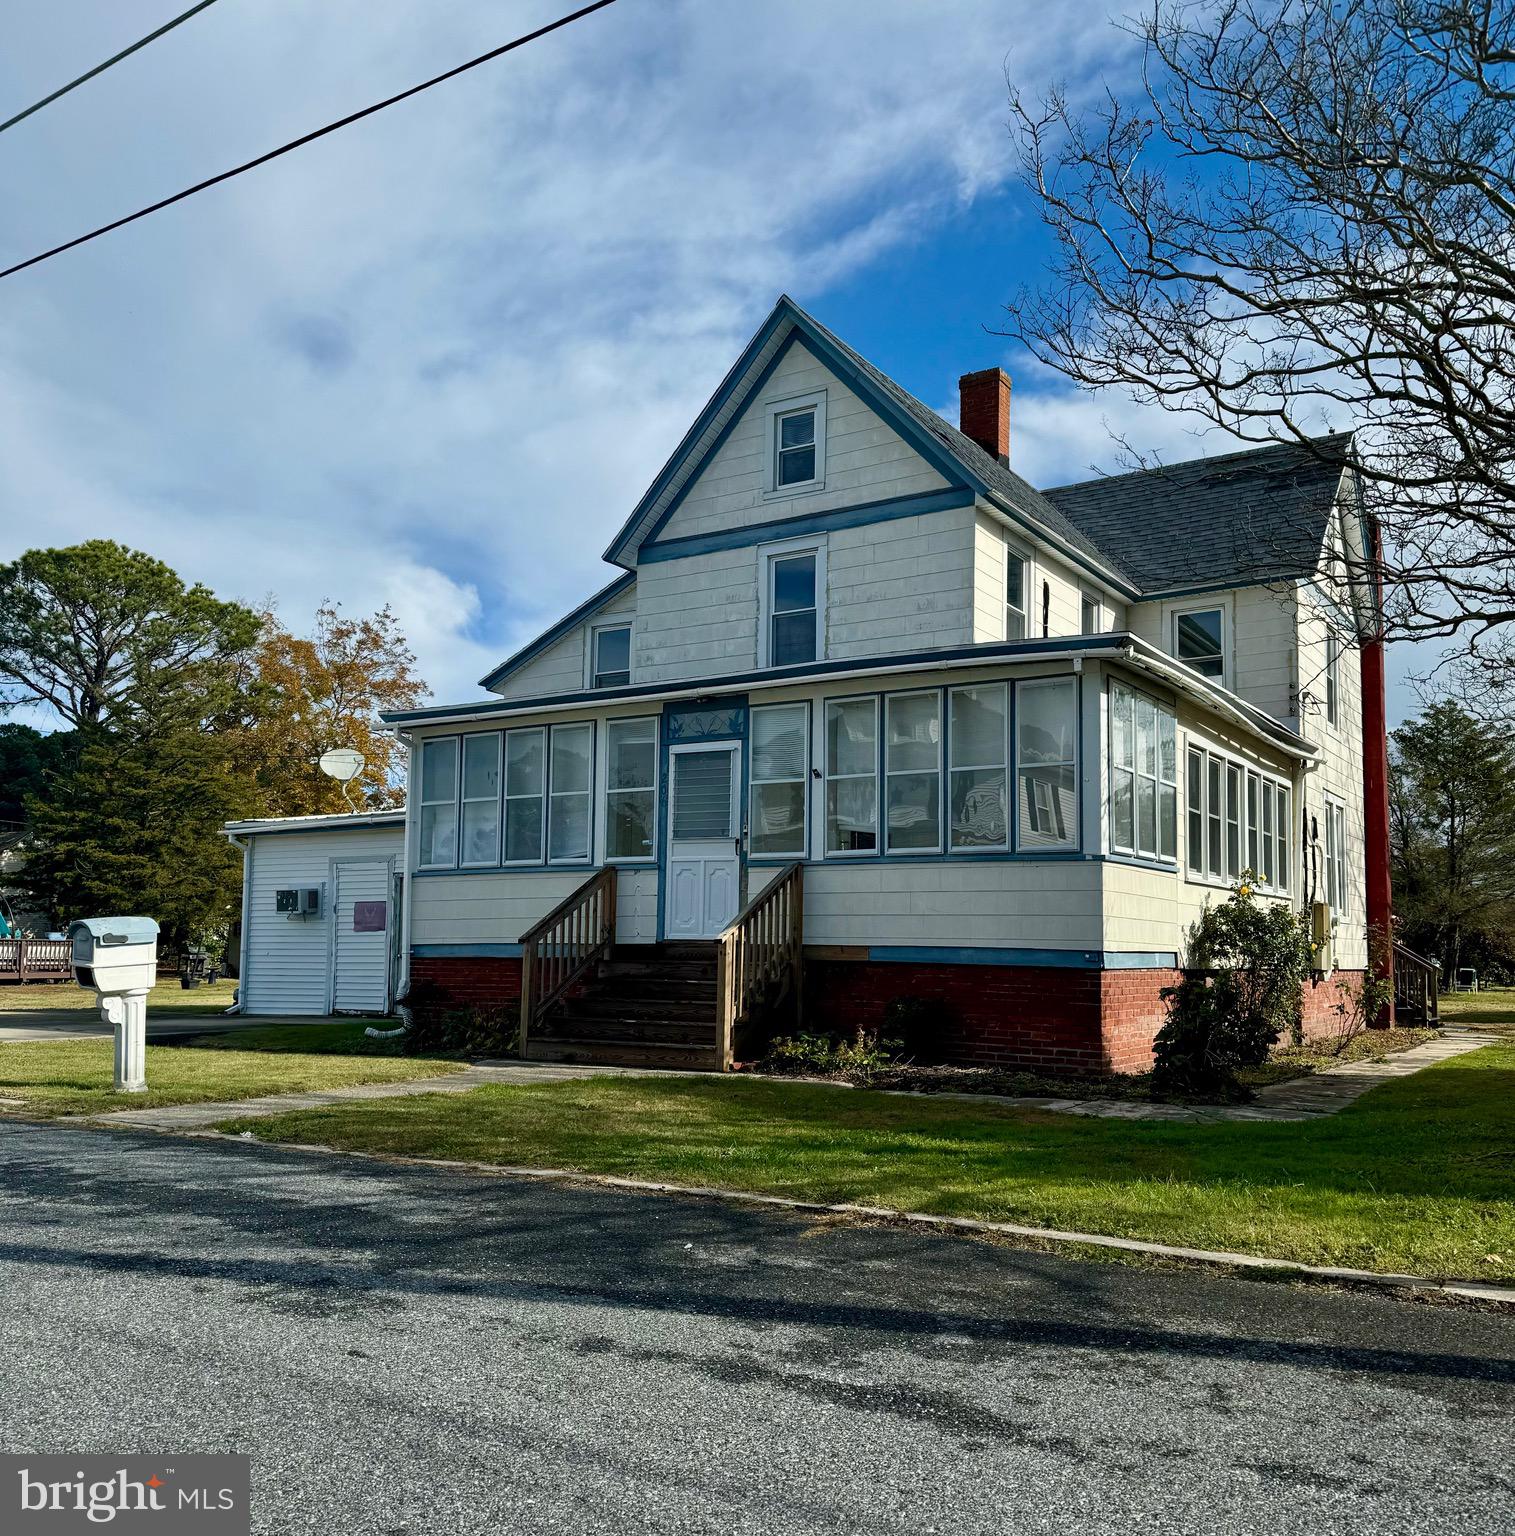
[397,731,416,1000]
[224,832,251,1014]
[1358,511,1394,1024]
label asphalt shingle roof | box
[1042,434,1352,593]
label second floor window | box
[1325,633,1340,726]
[1325,797,1348,912]
[1081,594,1103,634]
[1006,551,1027,639]
[1174,606,1225,683]
[764,544,822,666]
[591,625,631,689]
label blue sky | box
[0,0,1422,720]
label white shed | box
[224,811,407,1016]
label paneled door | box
[665,743,742,940]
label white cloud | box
[0,0,1137,706]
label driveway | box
[2,1122,1511,1535]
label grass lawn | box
[226,1040,1515,1280]
[1441,986,1515,1035]
[0,1021,459,1117]
[0,977,242,1017]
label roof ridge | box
[1042,431,1354,496]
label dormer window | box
[590,624,631,688]
[764,391,827,496]
[1173,605,1226,683]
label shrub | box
[760,1029,901,1080]
[879,993,956,1064]
[401,1003,519,1059]
[1152,880,1314,1097]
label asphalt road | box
[1,1123,1511,1535]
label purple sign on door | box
[353,900,387,933]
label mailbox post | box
[68,917,160,1093]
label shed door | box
[332,859,392,1013]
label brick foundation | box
[803,959,1370,1074]
[408,955,522,1007]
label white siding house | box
[381,297,1387,1071]
[226,812,405,1016]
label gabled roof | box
[1043,434,1351,596]
[478,571,635,692]
[602,295,1137,591]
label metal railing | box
[1392,941,1439,1026]
[715,863,803,1070]
[518,868,617,1056]
[0,936,72,983]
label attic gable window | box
[764,391,827,496]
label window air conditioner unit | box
[275,888,322,918]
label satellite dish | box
[318,749,365,783]
[318,748,366,811]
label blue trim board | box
[639,487,976,563]
[477,572,635,692]
[384,633,1111,725]
[861,946,1177,970]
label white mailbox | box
[68,916,160,1093]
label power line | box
[0,0,621,282]
[1,1,223,136]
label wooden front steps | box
[525,942,723,1070]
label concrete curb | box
[132,1120,1515,1310]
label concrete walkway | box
[0,1012,285,1043]
[75,1059,650,1131]
[969,1029,1501,1123]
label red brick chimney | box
[959,368,1011,465]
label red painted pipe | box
[1360,540,1394,1026]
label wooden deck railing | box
[0,936,72,983]
[1392,941,1439,1026]
[715,863,804,1070]
[517,868,617,1056]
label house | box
[224,811,406,1015]
[378,295,1387,1072]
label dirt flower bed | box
[764,1028,1442,1105]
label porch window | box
[1186,748,1203,875]
[418,737,458,869]
[1016,678,1077,850]
[884,690,942,853]
[948,682,1008,851]
[1186,745,1291,892]
[1109,682,1175,861]
[750,703,808,857]
[825,697,878,854]
[592,625,632,689]
[547,723,593,863]
[1275,785,1291,890]
[605,718,656,860]
[460,733,502,866]
[1174,606,1225,683]
[503,728,546,864]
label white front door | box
[331,859,392,1012]
[665,743,742,940]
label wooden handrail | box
[715,863,804,1070]
[518,867,617,1056]
[1392,940,1439,1025]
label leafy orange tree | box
[239,602,428,816]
